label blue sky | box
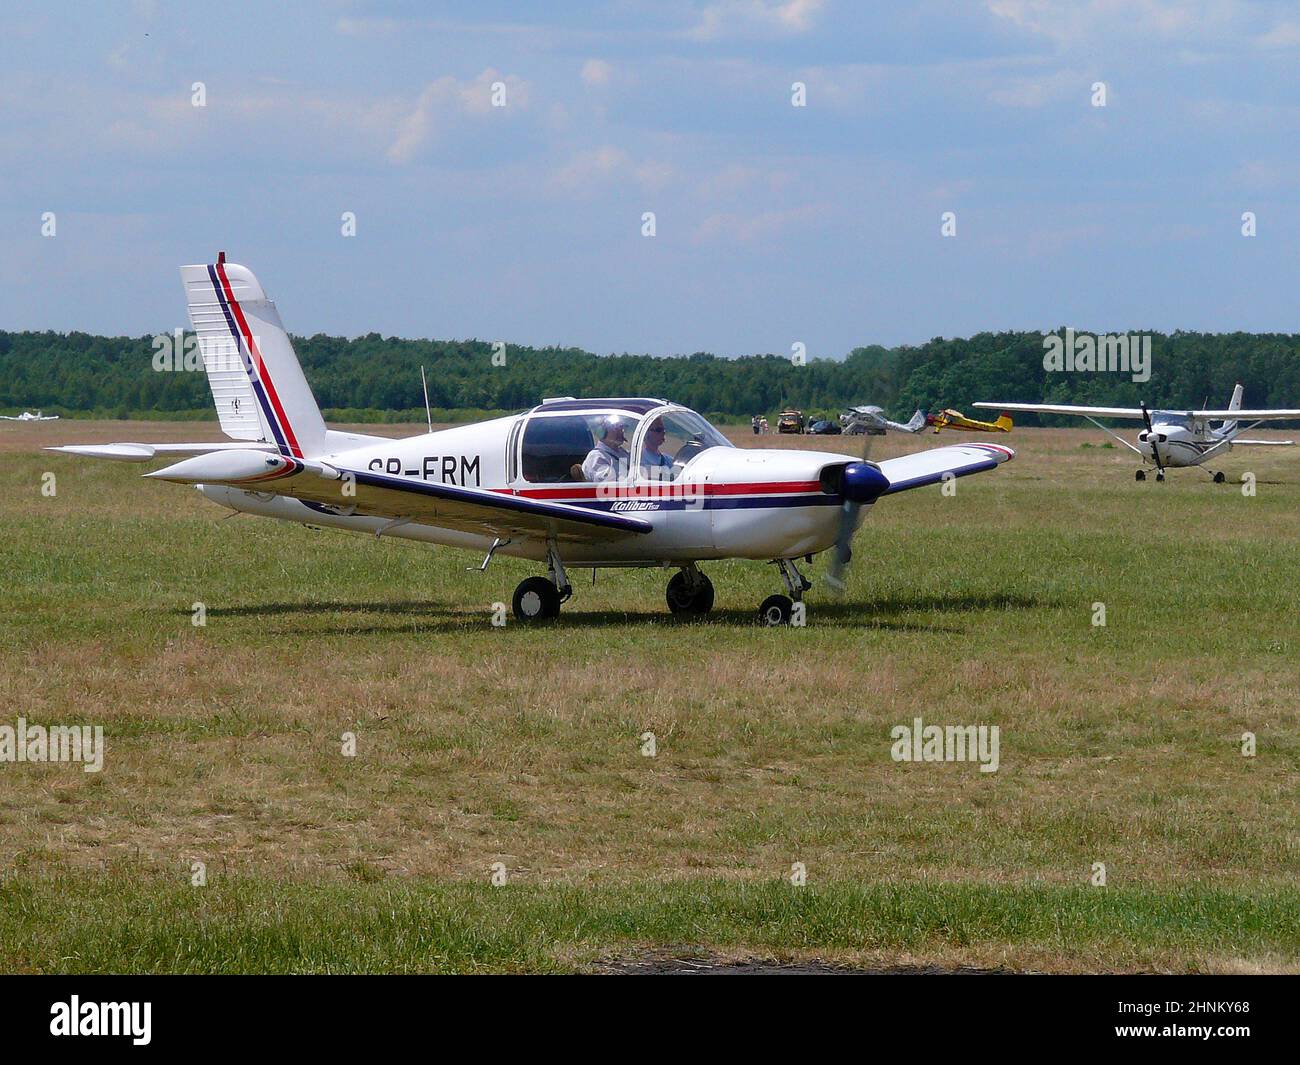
[4,1,1300,356]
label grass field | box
[1,419,1297,973]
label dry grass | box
[1,418,1297,971]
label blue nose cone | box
[842,461,890,502]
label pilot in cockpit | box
[640,417,675,479]
[581,415,631,482]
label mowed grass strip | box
[2,865,1296,974]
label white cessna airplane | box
[50,256,1014,624]
[1,410,59,421]
[974,388,1298,482]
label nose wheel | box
[758,559,809,626]
[758,594,794,626]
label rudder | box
[180,255,327,458]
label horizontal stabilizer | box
[47,441,277,462]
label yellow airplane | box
[926,409,1013,434]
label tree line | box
[1,328,1298,425]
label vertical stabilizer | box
[180,255,327,458]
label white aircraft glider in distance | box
[1,410,59,421]
[974,387,1299,482]
[840,406,926,435]
[49,255,1014,624]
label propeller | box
[1140,402,1165,476]
[825,432,890,592]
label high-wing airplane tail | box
[994,413,1013,431]
[1216,383,1245,437]
[180,254,327,459]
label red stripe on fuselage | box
[215,261,303,459]
[495,479,822,500]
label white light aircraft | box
[974,388,1298,482]
[50,256,1014,623]
[840,406,926,435]
[2,410,59,421]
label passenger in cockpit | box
[581,415,631,481]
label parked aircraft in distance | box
[974,387,1297,481]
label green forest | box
[2,328,1299,425]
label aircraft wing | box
[877,443,1013,494]
[972,402,1147,419]
[1193,409,1300,420]
[277,465,653,544]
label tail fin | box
[180,255,327,458]
[903,410,925,433]
[1218,383,1245,436]
[995,413,1013,432]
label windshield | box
[637,409,732,480]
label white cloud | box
[387,69,529,164]
[1256,21,1300,48]
[693,203,828,243]
[689,0,825,41]
[986,0,1244,46]
[549,146,676,195]
[581,59,614,87]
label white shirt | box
[581,440,628,482]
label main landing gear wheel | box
[1156,470,1166,482]
[758,594,794,626]
[1135,470,1146,482]
[1213,471,1226,483]
[512,576,560,621]
[666,570,715,617]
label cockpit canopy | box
[519,400,732,483]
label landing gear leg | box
[546,539,572,602]
[758,559,810,626]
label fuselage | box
[1138,414,1231,468]
[199,402,860,565]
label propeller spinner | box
[825,433,890,591]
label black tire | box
[757,594,793,626]
[1213,471,1226,483]
[1135,470,1146,481]
[512,577,561,621]
[666,570,715,617]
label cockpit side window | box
[521,415,596,483]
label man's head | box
[645,419,666,452]
[599,414,628,446]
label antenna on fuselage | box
[420,365,433,434]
